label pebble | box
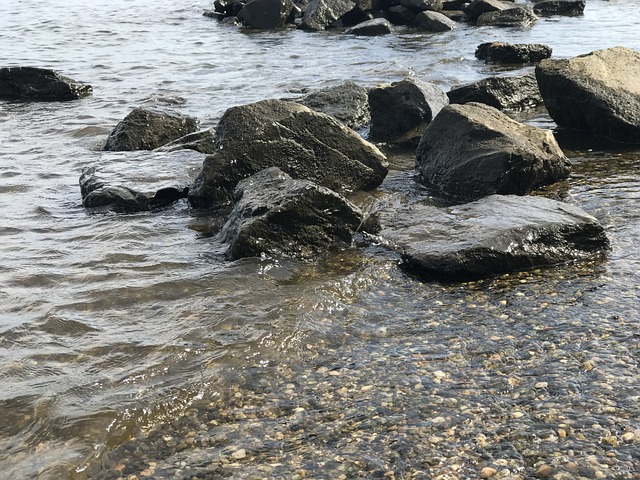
[480,467,497,478]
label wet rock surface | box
[0,66,92,101]
[535,46,640,145]
[295,81,371,130]
[345,17,393,35]
[103,107,200,151]
[532,0,585,16]
[415,102,571,200]
[476,4,537,27]
[369,194,609,280]
[300,0,357,30]
[414,10,458,31]
[476,42,552,64]
[237,0,294,28]
[189,99,388,208]
[464,0,515,21]
[447,74,542,110]
[154,128,217,154]
[219,167,363,259]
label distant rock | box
[219,167,364,259]
[300,0,356,30]
[296,81,371,130]
[447,74,542,110]
[189,99,388,208]
[476,42,552,64]
[384,5,417,25]
[367,194,609,280]
[464,0,515,21]
[415,102,570,200]
[368,77,449,146]
[532,0,585,16]
[0,67,92,101]
[476,4,537,27]
[238,0,294,28]
[345,18,393,35]
[414,10,458,31]
[103,107,200,151]
[399,0,442,12]
[535,46,640,144]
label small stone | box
[622,432,635,442]
[582,360,596,371]
[232,448,247,459]
[480,467,497,478]
[557,428,567,439]
[535,464,553,478]
[534,382,548,389]
[602,435,618,447]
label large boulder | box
[345,18,393,35]
[415,102,571,200]
[414,10,458,31]
[535,47,640,145]
[368,77,449,146]
[476,4,537,27]
[532,0,585,16]
[367,194,609,280]
[447,74,542,110]
[464,0,515,21]
[475,42,552,64]
[219,167,364,259]
[103,107,200,151]
[237,0,294,28]
[189,99,388,208]
[0,67,92,101]
[300,0,357,30]
[296,81,371,130]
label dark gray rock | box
[103,107,200,151]
[399,0,442,12]
[368,77,449,146]
[214,0,247,17]
[345,17,393,34]
[189,99,388,208]
[368,194,609,280]
[80,167,189,212]
[414,10,458,31]
[447,74,542,110]
[0,67,92,101]
[296,81,371,130]
[476,42,552,64]
[535,47,640,145]
[476,4,537,26]
[415,102,571,200]
[238,0,294,28]
[219,167,363,259]
[384,5,418,25]
[300,0,357,30]
[442,0,467,9]
[464,0,514,20]
[532,0,584,16]
[154,128,217,154]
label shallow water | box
[1,1,640,478]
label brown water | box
[1,1,640,478]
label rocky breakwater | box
[535,46,640,144]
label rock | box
[399,0,442,12]
[103,107,200,151]
[79,167,189,212]
[475,42,552,64]
[384,5,417,25]
[214,0,247,17]
[189,99,388,208]
[532,0,585,16]
[414,10,458,31]
[300,0,357,30]
[464,0,514,21]
[238,0,294,28]
[367,194,609,280]
[219,167,363,259]
[155,128,217,154]
[442,0,467,9]
[0,66,92,101]
[535,47,640,144]
[415,102,570,200]
[476,4,537,27]
[480,467,498,478]
[368,77,449,146]
[447,74,542,110]
[345,17,393,35]
[296,81,371,130]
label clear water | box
[1,1,640,478]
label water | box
[1,1,640,478]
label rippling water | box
[1,1,640,478]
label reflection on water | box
[1,0,640,478]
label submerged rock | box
[475,42,552,64]
[103,107,200,151]
[296,81,371,130]
[415,102,570,200]
[0,67,92,101]
[368,194,609,280]
[476,4,537,27]
[189,99,388,208]
[368,77,449,146]
[219,167,363,259]
[535,46,640,144]
[447,74,542,110]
